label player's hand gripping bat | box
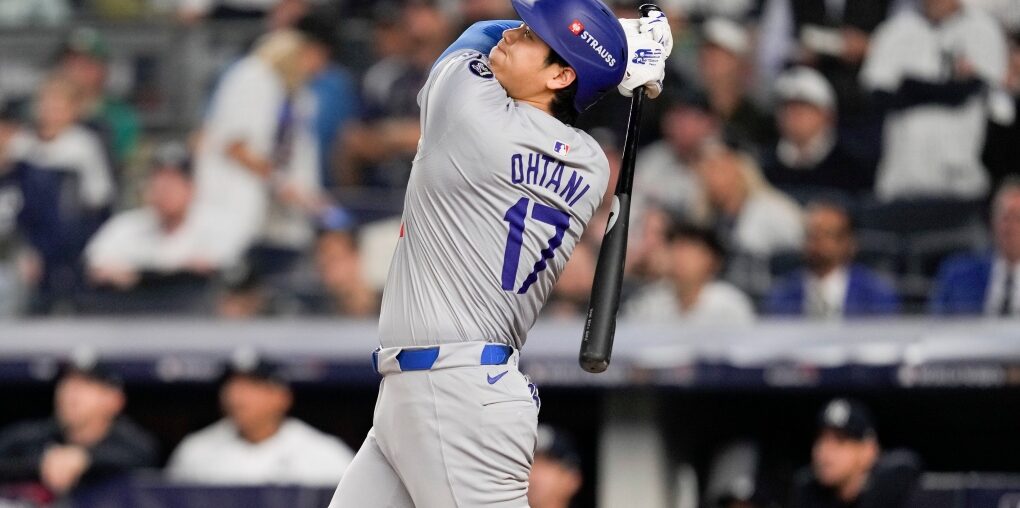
[580,4,662,374]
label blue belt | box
[372,344,514,373]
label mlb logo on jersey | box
[553,141,570,156]
[468,59,493,79]
[569,20,584,36]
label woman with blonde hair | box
[190,17,333,269]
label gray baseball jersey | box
[377,49,610,350]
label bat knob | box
[639,3,661,16]
[579,354,610,374]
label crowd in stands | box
[0,0,1018,321]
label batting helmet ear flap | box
[512,0,628,112]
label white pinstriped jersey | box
[377,49,610,350]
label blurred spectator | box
[625,223,755,323]
[632,90,717,229]
[459,0,516,27]
[56,27,140,169]
[757,0,895,160]
[930,179,1020,316]
[695,143,804,257]
[178,0,282,23]
[13,75,114,312]
[766,202,900,318]
[527,425,582,508]
[338,3,452,188]
[0,359,157,497]
[306,222,380,316]
[762,67,876,197]
[699,18,774,151]
[790,398,921,508]
[982,32,1020,189]
[166,355,354,486]
[84,143,220,290]
[190,25,328,269]
[861,0,1010,201]
[0,0,71,26]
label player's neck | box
[516,92,556,118]
[238,419,283,444]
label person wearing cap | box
[330,1,670,506]
[84,142,223,291]
[791,398,921,508]
[699,17,775,151]
[527,425,584,508]
[761,67,876,196]
[766,201,900,318]
[56,27,140,168]
[166,357,354,486]
[861,0,1010,202]
[625,222,755,323]
[189,14,329,270]
[0,361,157,497]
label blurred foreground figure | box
[166,355,354,486]
[528,425,583,508]
[791,399,920,508]
[0,359,157,498]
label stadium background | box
[0,0,1019,507]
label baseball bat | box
[579,4,659,374]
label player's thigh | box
[329,429,413,508]
[391,368,538,508]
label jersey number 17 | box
[501,197,570,295]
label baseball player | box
[329,1,671,506]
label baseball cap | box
[150,141,192,177]
[59,350,123,389]
[221,348,290,388]
[511,0,628,112]
[60,27,110,61]
[817,398,876,440]
[535,425,582,470]
[775,67,836,111]
[702,17,749,56]
[295,12,339,55]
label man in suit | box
[766,201,900,318]
[931,179,1020,316]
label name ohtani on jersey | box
[508,152,590,207]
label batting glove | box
[618,11,673,57]
[618,37,666,99]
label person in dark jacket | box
[766,201,899,318]
[930,179,1020,316]
[791,398,921,508]
[0,359,157,496]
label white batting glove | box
[639,10,673,57]
[618,37,666,99]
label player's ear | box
[546,66,576,92]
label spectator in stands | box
[0,358,157,496]
[625,223,756,324]
[0,0,71,26]
[790,398,921,508]
[14,75,113,312]
[178,0,282,23]
[761,67,876,197]
[167,355,353,486]
[56,27,140,169]
[695,143,804,257]
[337,3,452,188]
[632,89,717,229]
[527,425,583,508]
[861,0,1010,201]
[311,224,380,317]
[766,202,900,318]
[699,17,774,151]
[983,32,1020,190]
[84,142,220,291]
[190,23,328,269]
[757,0,895,161]
[931,179,1020,316]
[459,0,517,28]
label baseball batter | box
[330,1,671,506]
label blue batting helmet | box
[511,0,628,112]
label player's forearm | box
[435,20,521,64]
[226,141,272,178]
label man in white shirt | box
[85,143,223,289]
[625,222,755,324]
[166,355,354,486]
[861,0,1011,201]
